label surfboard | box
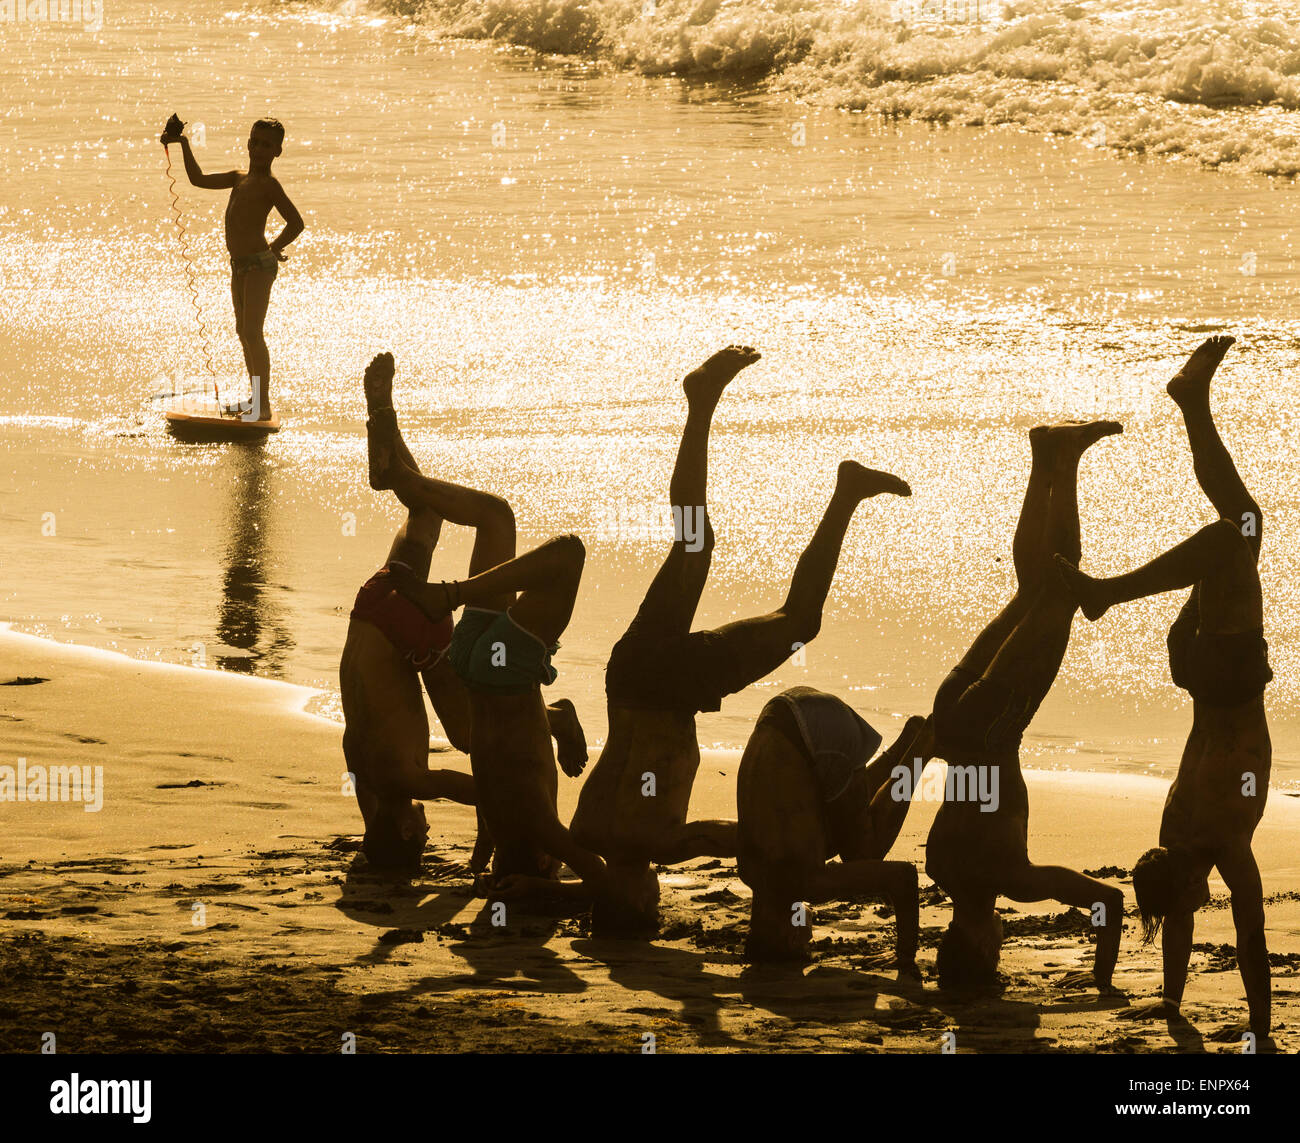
[165,410,281,441]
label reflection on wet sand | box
[215,443,292,675]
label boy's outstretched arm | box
[165,132,238,190]
[269,181,304,256]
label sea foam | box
[379,0,1300,174]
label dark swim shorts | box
[932,666,1037,758]
[757,687,883,803]
[351,565,454,671]
[231,249,278,277]
[1167,605,1272,707]
[447,607,558,695]
[605,626,753,715]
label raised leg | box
[1013,429,1058,591]
[698,461,909,689]
[385,508,442,582]
[622,346,760,638]
[449,534,586,647]
[544,698,589,778]
[1056,518,1259,627]
[363,353,421,480]
[385,464,516,607]
[363,355,518,614]
[1167,336,1261,555]
[969,423,1120,708]
[1037,419,1120,571]
[1045,439,1082,569]
[674,346,758,508]
[776,461,909,635]
[944,422,1116,690]
[977,589,1075,717]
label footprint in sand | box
[135,750,233,765]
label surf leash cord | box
[163,141,221,410]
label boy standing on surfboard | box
[160,114,303,422]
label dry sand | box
[2,625,1298,1054]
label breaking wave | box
[367,0,1300,174]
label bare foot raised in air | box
[364,352,396,411]
[364,353,397,491]
[1030,419,1124,457]
[1167,335,1235,408]
[1053,555,1111,621]
[837,459,911,500]
[683,344,761,408]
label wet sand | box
[2,625,1298,1053]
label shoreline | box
[9,619,1297,792]
[2,625,1299,1052]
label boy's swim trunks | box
[447,607,558,695]
[604,626,752,714]
[350,565,453,671]
[231,249,279,276]
[1167,604,1272,707]
[756,687,883,803]
[931,666,1038,758]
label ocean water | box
[402,0,1300,175]
[1,0,1298,786]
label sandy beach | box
[2,624,1297,1054]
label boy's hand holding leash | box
[159,113,185,146]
